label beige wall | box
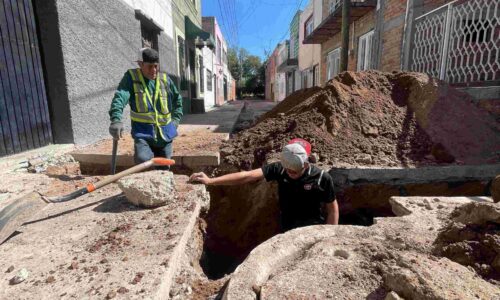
[299,2,321,73]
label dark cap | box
[137,47,159,63]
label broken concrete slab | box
[223,196,499,300]
[330,164,500,186]
[0,175,209,299]
[117,171,176,208]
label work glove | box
[109,121,124,139]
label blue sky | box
[201,0,308,59]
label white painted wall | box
[276,72,286,101]
[203,47,215,109]
[313,0,323,29]
[120,0,174,39]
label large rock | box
[223,197,499,300]
[117,170,176,207]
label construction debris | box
[117,170,176,207]
[9,268,29,285]
[222,197,500,299]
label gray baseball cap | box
[280,143,308,171]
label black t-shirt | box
[261,162,336,231]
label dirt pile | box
[222,71,499,169]
[433,201,500,282]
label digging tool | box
[111,138,119,175]
[0,158,175,245]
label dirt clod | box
[106,290,117,299]
[6,266,14,273]
[132,272,145,284]
[45,276,55,284]
[69,262,79,270]
[117,287,129,294]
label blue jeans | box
[134,138,173,169]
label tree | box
[227,47,265,98]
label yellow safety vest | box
[128,68,171,140]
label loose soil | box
[433,201,500,282]
[221,71,499,170]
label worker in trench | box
[189,139,339,232]
[108,47,183,165]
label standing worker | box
[109,47,183,163]
[190,139,339,232]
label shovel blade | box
[0,192,47,245]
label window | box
[199,55,204,93]
[137,11,160,51]
[216,38,222,63]
[329,0,341,14]
[302,68,315,88]
[313,64,319,86]
[178,36,187,90]
[305,16,314,37]
[357,30,374,71]
[207,70,213,91]
[326,48,341,80]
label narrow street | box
[0,0,499,299]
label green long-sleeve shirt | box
[109,70,183,125]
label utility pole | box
[340,0,351,72]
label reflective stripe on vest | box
[128,69,148,113]
[130,111,171,125]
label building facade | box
[302,0,499,113]
[31,0,176,147]
[274,42,289,102]
[0,0,228,157]
[202,17,232,106]
[265,48,278,101]
[299,1,321,88]
[277,11,302,97]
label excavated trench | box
[72,158,497,285]
[193,164,497,281]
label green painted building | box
[172,0,214,114]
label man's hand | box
[189,172,212,185]
[109,121,124,139]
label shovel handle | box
[46,158,175,203]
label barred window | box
[207,70,213,91]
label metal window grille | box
[410,0,499,84]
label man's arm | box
[325,200,339,225]
[190,169,264,186]
[109,72,132,122]
[169,78,183,126]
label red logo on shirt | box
[304,184,312,190]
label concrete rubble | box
[222,196,499,300]
[118,171,177,208]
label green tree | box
[227,47,265,97]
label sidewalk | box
[71,101,250,172]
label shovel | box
[111,138,119,175]
[0,157,175,245]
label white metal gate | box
[410,0,499,84]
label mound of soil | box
[222,71,499,169]
[433,202,500,282]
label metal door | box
[0,0,52,156]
